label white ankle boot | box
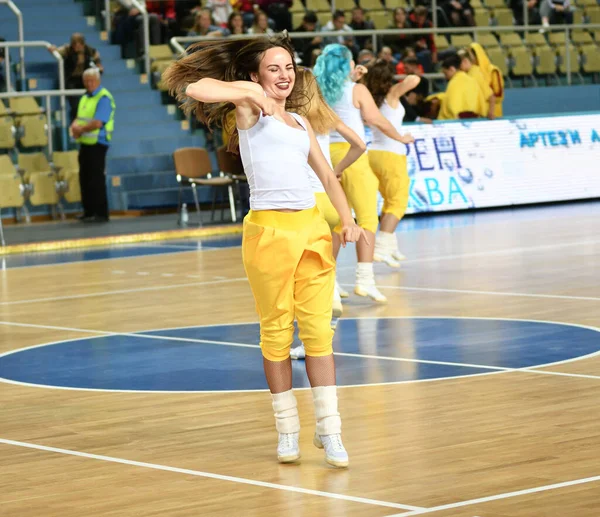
[313,433,349,468]
[278,432,300,463]
[312,386,348,468]
[272,390,301,463]
[354,262,387,303]
[374,231,404,268]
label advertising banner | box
[370,113,600,214]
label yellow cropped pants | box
[315,192,340,231]
[242,206,335,361]
[329,143,379,233]
[368,151,410,220]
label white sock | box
[377,231,396,251]
[272,390,300,434]
[356,262,375,286]
[312,385,342,435]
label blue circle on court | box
[0,318,598,392]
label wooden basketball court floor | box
[1,201,600,516]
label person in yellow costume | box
[458,49,495,119]
[437,54,480,120]
[469,43,504,118]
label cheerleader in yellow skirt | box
[164,35,367,468]
[290,68,366,359]
[315,45,414,302]
[363,60,421,266]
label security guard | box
[70,67,115,222]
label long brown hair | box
[364,59,394,108]
[292,68,339,135]
[162,34,307,151]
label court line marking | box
[0,317,599,393]
[386,473,600,516]
[0,437,423,511]
[0,277,247,306]
[341,284,600,303]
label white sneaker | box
[391,249,407,261]
[374,250,401,268]
[332,287,343,318]
[277,432,300,463]
[354,283,387,303]
[335,280,349,299]
[290,344,306,360]
[313,433,349,468]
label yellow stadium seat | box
[475,7,491,26]
[290,0,305,13]
[52,151,81,204]
[511,46,534,77]
[471,0,483,7]
[369,10,390,29]
[451,34,473,48]
[434,34,450,51]
[477,32,500,48]
[0,155,25,211]
[18,115,48,148]
[154,60,175,91]
[581,44,600,73]
[525,32,547,46]
[306,0,330,12]
[500,32,523,46]
[534,45,557,76]
[557,46,580,74]
[360,0,384,9]
[336,0,356,10]
[385,0,408,8]
[149,44,173,61]
[9,96,42,116]
[0,101,16,150]
[485,0,506,7]
[18,152,59,207]
[586,6,600,23]
[292,11,305,27]
[492,7,514,25]
[571,30,594,47]
[548,31,567,46]
[487,46,509,76]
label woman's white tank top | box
[238,112,315,211]
[306,132,331,193]
[329,82,365,144]
[370,99,407,156]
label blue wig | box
[313,44,353,107]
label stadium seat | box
[369,10,390,29]
[451,34,473,48]
[306,0,331,12]
[290,0,305,12]
[153,60,175,91]
[581,44,600,74]
[0,102,16,150]
[500,32,524,47]
[486,0,506,7]
[487,46,509,76]
[511,46,534,78]
[548,31,567,47]
[18,115,48,148]
[149,45,174,62]
[317,11,331,25]
[9,96,43,116]
[0,155,25,213]
[18,152,60,207]
[477,32,500,48]
[475,7,491,26]
[571,30,594,47]
[434,34,450,51]
[52,151,82,204]
[292,11,305,27]
[385,0,408,8]
[585,5,600,22]
[471,0,483,7]
[492,8,514,26]
[525,32,547,47]
[361,0,384,8]
[337,0,356,11]
[534,45,558,78]
[557,46,581,75]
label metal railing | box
[0,0,25,89]
[171,23,600,86]
[0,88,85,154]
[104,0,112,34]
[131,0,151,77]
[0,41,68,144]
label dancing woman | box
[164,35,366,468]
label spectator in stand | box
[378,47,398,74]
[145,1,179,41]
[357,48,375,66]
[349,7,375,51]
[442,0,475,26]
[227,11,247,35]
[540,0,572,28]
[248,10,276,35]
[510,0,541,25]
[113,1,160,57]
[293,11,323,65]
[206,0,234,27]
[188,10,228,38]
[255,0,293,31]
[49,33,103,122]
[436,54,480,120]
[383,8,414,58]
[402,56,429,98]
[395,48,423,74]
[322,10,358,58]
[231,0,256,27]
[409,6,437,72]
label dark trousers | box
[79,143,109,219]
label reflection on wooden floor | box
[1,202,600,516]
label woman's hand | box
[250,92,279,116]
[399,133,415,144]
[350,64,368,82]
[340,223,369,247]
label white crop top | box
[238,112,316,211]
[305,132,331,193]
[370,99,407,156]
[330,82,366,145]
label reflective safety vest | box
[75,87,115,145]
